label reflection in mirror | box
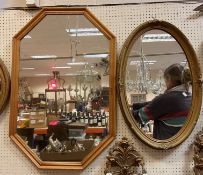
[126,29,192,140]
[17,14,110,161]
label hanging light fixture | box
[128,35,153,94]
[47,71,65,90]
[126,35,164,95]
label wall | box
[0,2,203,175]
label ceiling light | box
[130,60,157,65]
[52,66,71,69]
[67,62,87,65]
[35,74,50,76]
[31,55,57,59]
[66,28,103,36]
[24,35,31,39]
[65,73,79,76]
[78,70,98,74]
[21,67,35,70]
[142,34,176,42]
[181,61,187,64]
[83,54,108,58]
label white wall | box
[0,2,203,175]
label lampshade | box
[47,71,65,90]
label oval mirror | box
[118,20,202,149]
[10,8,116,169]
[0,59,10,114]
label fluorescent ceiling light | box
[65,73,79,76]
[67,62,87,65]
[142,34,176,42]
[78,70,98,75]
[181,61,187,64]
[66,28,103,36]
[130,60,157,65]
[65,71,98,76]
[52,66,71,69]
[31,55,57,59]
[21,67,35,70]
[84,54,108,58]
[24,35,31,39]
[70,33,103,37]
[35,74,50,76]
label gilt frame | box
[118,20,202,149]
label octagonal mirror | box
[10,8,116,169]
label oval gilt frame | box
[0,59,10,114]
[118,20,202,149]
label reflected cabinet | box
[10,8,116,169]
[118,20,202,149]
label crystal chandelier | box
[126,36,164,95]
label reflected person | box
[132,64,192,140]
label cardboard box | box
[29,113,47,128]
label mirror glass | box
[17,14,110,161]
[126,29,192,140]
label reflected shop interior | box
[126,29,192,139]
[17,14,110,161]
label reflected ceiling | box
[128,30,186,71]
[20,15,109,77]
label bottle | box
[72,112,76,122]
[80,112,84,123]
[97,113,102,127]
[102,112,106,127]
[75,111,79,121]
[105,111,109,126]
[89,112,94,126]
[84,112,89,124]
[93,112,98,127]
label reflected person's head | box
[164,63,191,90]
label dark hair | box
[164,63,191,90]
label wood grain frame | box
[10,7,116,169]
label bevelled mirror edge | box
[9,7,116,169]
[118,20,202,149]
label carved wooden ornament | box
[194,129,203,175]
[105,137,147,175]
